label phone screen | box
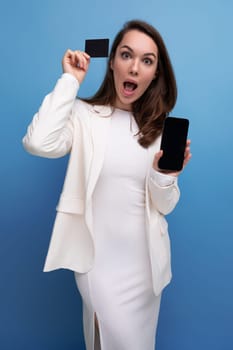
[158,117,189,171]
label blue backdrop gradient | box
[1,1,233,349]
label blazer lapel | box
[147,136,161,166]
[86,106,112,201]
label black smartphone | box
[158,116,189,171]
[85,38,109,57]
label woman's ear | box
[154,70,159,79]
[110,58,114,70]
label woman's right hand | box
[62,49,90,84]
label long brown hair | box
[83,20,177,148]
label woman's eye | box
[143,58,153,65]
[121,52,131,59]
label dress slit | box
[94,313,102,350]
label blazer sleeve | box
[148,168,180,215]
[22,73,80,158]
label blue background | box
[1,0,233,349]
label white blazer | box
[23,73,180,296]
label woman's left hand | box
[153,139,192,177]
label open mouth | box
[123,81,138,92]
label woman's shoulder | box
[74,98,92,111]
[74,99,113,118]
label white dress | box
[75,109,161,350]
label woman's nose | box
[129,59,139,76]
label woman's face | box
[111,29,158,111]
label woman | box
[23,20,191,350]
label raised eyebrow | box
[120,45,157,58]
[143,52,157,59]
[120,45,133,52]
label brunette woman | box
[23,19,191,350]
